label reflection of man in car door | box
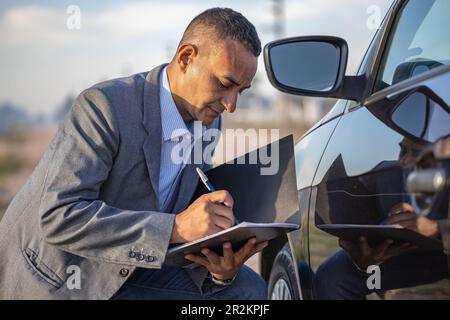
[315,137,448,299]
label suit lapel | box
[172,119,222,214]
[142,64,167,211]
[171,162,200,214]
[141,64,221,214]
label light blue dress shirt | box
[158,66,205,211]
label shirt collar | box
[160,66,190,142]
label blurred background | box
[0,0,392,220]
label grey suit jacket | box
[0,64,221,299]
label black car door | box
[309,0,450,299]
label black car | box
[260,0,450,299]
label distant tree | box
[0,102,31,135]
[53,94,76,123]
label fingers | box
[338,239,355,253]
[358,237,371,256]
[201,247,220,265]
[186,244,233,269]
[185,254,210,267]
[385,242,417,258]
[339,236,416,269]
[213,214,233,230]
[222,242,234,265]
[203,190,234,209]
[387,212,416,225]
[373,239,394,259]
[189,240,269,281]
[395,220,418,231]
[209,239,268,266]
[241,240,268,263]
[209,203,234,227]
[249,241,269,257]
[235,238,257,262]
[389,203,414,216]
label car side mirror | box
[264,36,365,101]
[391,90,450,144]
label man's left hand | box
[185,238,268,281]
[387,203,439,238]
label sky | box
[0,0,392,115]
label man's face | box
[398,138,426,168]
[177,38,258,125]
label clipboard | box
[165,222,298,268]
[318,224,443,251]
[164,135,300,267]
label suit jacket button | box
[119,268,129,277]
[146,256,156,262]
[129,250,136,258]
[137,253,145,261]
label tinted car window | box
[375,0,450,92]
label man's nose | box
[221,95,237,113]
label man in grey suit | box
[0,8,268,299]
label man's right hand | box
[170,190,235,244]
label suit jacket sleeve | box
[38,88,175,269]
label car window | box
[374,0,450,92]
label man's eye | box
[219,82,228,89]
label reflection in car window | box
[391,92,427,138]
[426,100,450,142]
[375,0,450,92]
[391,91,450,143]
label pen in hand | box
[196,167,239,226]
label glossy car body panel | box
[263,0,450,299]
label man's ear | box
[175,44,198,72]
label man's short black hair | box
[180,7,261,57]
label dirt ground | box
[0,127,57,218]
